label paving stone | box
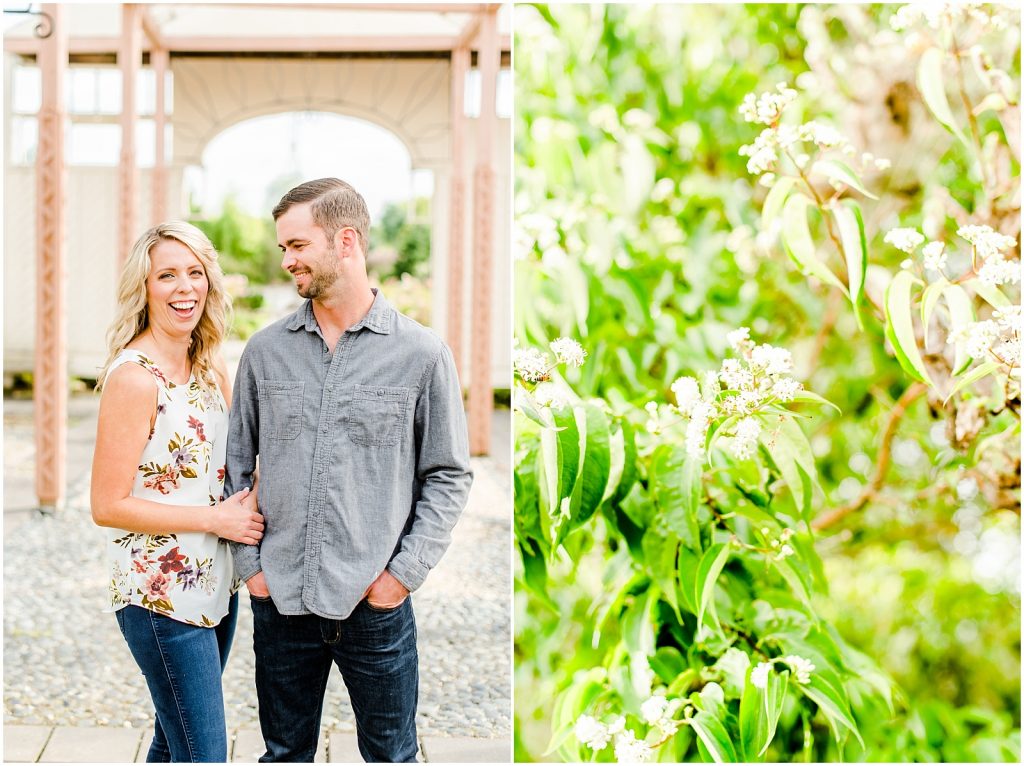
[39,726,142,763]
[328,732,363,763]
[420,736,511,763]
[3,725,53,763]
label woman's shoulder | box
[110,348,172,388]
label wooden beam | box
[446,45,470,378]
[119,4,141,266]
[468,7,499,456]
[152,46,169,225]
[139,6,165,50]
[35,3,68,511]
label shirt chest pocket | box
[258,380,304,440]
[344,384,411,447]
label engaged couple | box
[91,178,473,763]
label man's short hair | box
[272,178,371,253]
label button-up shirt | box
[224,290,473,619]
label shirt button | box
[376,389,385,396]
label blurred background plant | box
[514,3,1019,762]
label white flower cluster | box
[739,83,798,126]
[640,695,683,737]
[890,2,1007,32]
[738,86,857,178]
[883,227,925,255]
[922,242,947,275]
[513,338,588,383]
[575,714,654,763]
[763,525,796,560]
[950,306,1021,367]
[750,654,816,689]
[665,330,802,459]
[958,225,1020,287]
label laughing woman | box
[91,221,264,762]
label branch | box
[812,382,928,531]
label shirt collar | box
[284,288,392,335]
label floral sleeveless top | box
[104,349,238,627]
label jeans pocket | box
[344,385,410,447]
[258,380,304,440]
[365,597,406,614]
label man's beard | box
[296,249,338,300]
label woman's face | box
[146,238,209,339]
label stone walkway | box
[3,395,512,763]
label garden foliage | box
[513,4,1020,762]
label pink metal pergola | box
[17,2,509,510]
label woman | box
[91,221,264,762]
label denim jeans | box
[115,593,238,762]
[251,595,419,763]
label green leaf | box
[799,672,865,748]
[538,427,560,519]
[945,360,1002,403]
[782,194,848,294]
[972,280,1012,308]
[570,402,611,529]
[761,175,796,232]
[649,646,687,684]
[943,283,976,375]
[832,200,868,330]
[653,446,702,552]
[513,384,557,429]
[788,389,842,415]
[811,159,878,200]
[884,269,934,386]
[759,414,819,523]
[920,277,949,350]
[642,531,683,622]
[917,46,971,150]
[690,711,738,763]
[764,670,789,756]
[739,666,769,762]
[694,543,730,637]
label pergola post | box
[447,45,469,378]
[152,46,169,224]
[468,7,498,456]
[119,3,141,263]
[35,3,68,511]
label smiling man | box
[224,178,473,763]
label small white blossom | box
[958,224,1017,260]
[671,376,701,415]
[751,662,772,690]
[750,344,793,376]
[739,128,779,175]
[994,306,1022,333]
[702,370,722,398]
[614,730,654,764]
[956,477,979,501]
[771,377,802,402]
[550,337,587,368]
[720,358,753,390]
[798,120,846,148]
[954,319,1000,359]
[608,716,626,736]
[977,258,1021,286]
[884,227,925,254]
[739,83,798,125]
[640,696,682,737]
[727,327,752,352]
[994,337,1021,365]
[901,259,914,270]
[783,655,815,685]
[575,715,611,751]
[513,347,550,383]
[922,241,947,274]
[874,157,892,171]
[775,544,795,560]
[533,382,570,410]
[731,416,762,460]
[685,401,716,459]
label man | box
[225,178,472,763]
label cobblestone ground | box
[3,396,511,739]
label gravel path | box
[3,397,511,739]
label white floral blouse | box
[104,349,238,627]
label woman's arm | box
[90,362,263,544]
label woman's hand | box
[212,487,264,545]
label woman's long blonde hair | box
[97,221,230,391]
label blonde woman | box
[91,221,263,762]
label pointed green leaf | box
[788,389,842,415]
[799,672,865,748]
[832,200,869,330]
[945,360,1002,403]
[972,280,1012,308]
[884,269,934,386]
[739,665,769,762]
[570,402,611,529]
[782,194,848,293]
[656,446,702,552]
[694,543,730,636]
[812,159,878,199]
[943,283,976,375]
[762,175,796,232]
[918,46,971,149]
[538,428,560,519]
[763,670,789,756]
[920,277,949,350]
[690,711,738,763]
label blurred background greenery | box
[515,3,1019,762]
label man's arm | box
[386,343,473,592]
[224,344,264,583]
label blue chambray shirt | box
[224,290,473,619]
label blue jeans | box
[115,593,238,762]
[251,596,419,763]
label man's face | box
[276,203,338,300]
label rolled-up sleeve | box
[387,344,473,592]
[224,344,262,582]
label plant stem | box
[812,382,928,530]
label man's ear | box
[336,226,359,256]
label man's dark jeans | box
[115,593,238,762]
[251,595,419,763]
